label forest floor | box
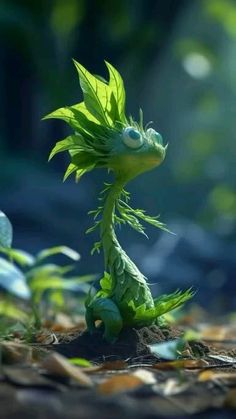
[1,315,236,419]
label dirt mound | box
[53,325,183,360]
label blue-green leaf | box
[148,339,185,360]
[0,211,13,248]
[0,257,31,299]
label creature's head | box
[109,125,166,182]
[44,60,167,183]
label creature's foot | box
[85,297,123,343]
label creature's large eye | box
[146,128,163,145]
[122,127,144,149]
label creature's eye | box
[122,127,144,149]
[146,128,163,145]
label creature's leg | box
[86,297,123,343]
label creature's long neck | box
[100,180,154,309]
[100,180,124,269]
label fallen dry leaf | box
[198,370,236,385]
[98,368,156,395]
[1,341,32,364]
[98,374,143,395]
[41,352,93,387]
[152,359,209,370]
[98,360,128,371]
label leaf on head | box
[44,60,128,181]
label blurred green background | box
[0,0,235,312]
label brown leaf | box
[41,352,93,387]
[98,368,156,395]
[98,360,128,371]
[152,359,209,370]
[98,374,143,395]
[1,341,32,365]
[198,370,236,385]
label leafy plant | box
[0,210,96,327]
[45,60,194,342]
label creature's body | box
[45,60,193,342]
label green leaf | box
[0,248,35,267]
[134,210,171,233]
[30,276,94,293]
[70,107,109,138]
[105,61,126,123]
[0,211,13,248]
[49,290,65,307]
[100,271,112,294]
[43,106,81,130]
[0,300,29,323]
[75,167,94,182]
[153,289,194,317]
[63,164,78,181]
[91,241,102,255]
[73,60,112,126]
[26,263,74,280]
[117,200,171,234]
[0,257,31,299]
[43,101,101,132]
[71,152,98,169]
[127,289,194,327]
[69,358,92,367]
[36,246,80,262]
[71,102,102,124]
[48,135,85,161]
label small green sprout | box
[45,60,194,342]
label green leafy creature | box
[44,60,193,342]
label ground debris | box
[1,323,236,418]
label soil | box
[53,324,184,360]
